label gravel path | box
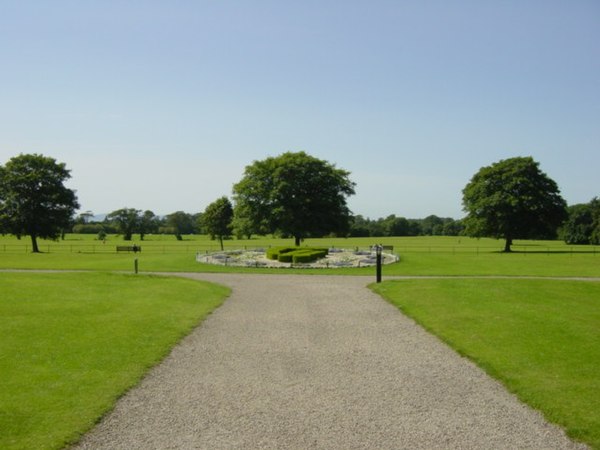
[73,273,586,449]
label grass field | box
[0,272,229,450]
[371,278,600,449]
[1,233,599,448]
[2,233,598,255]
[1,234,599,277]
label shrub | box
[278,252,294,263]
[266,247,295,260]
[292,248,329,263]
[72,223,117,235]
[266,246,329,263]
[266,247,280,260]
[292,251,318,264]
[72,224,105,234]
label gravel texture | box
[73,273,587,449]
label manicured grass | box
[390,252,600,277]
[1,233,598,255]
[371,278,600,449]
[1,235,598,448]
[0,235,599,277]
[0,272,229,450]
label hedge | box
[278,252,294,263]
[266,247,296,260]
[266,246,329,263]
[292,248,328,263]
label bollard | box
[374,244,383,283]
[134,258,138,274]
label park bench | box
[382,245,394,252]
[116,245,141,253]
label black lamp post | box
[374,244,383,283]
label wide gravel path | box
[73,273,586,449]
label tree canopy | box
[107,208,141,241]
[139,210,160,240]
[165,211,196,240]
[232,152,356,246]
[0,153,79,252]
[561,197,600,245]
[462,156,567,252]
[202,196,233,250]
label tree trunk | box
[30,234,40,253]
[219,236,224,251]
[294,235,301,246]
[504,237,513,252]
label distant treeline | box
[349,214,464,237]
[350,197,600,243]
[72,210,202,240]
[71,211,464,239]
[72,199,600,245]
[560,197,600,245]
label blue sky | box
[1,1,598,219]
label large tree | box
[231,207,255,240]
[165,211,195,240]
[462,156,567,252]
[202,196,233,250]
[0,153,79,253]
[107,208,141,241]
[233,152,356,246]
[138,210,159,241]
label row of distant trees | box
[349,214,463,237]
[78,203,596,245]
[74,199,235,250]
[77,196,599,248]
[1,152,598,253]
[72,210,463,240]
[73,209,202,241]
[352,201,600,245]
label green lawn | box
[0,234,599,277]
[0,272,229,450]
[371,278,600,449]
[1,234,599,449]
[2,233,597,255]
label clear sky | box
[1,1,598,219]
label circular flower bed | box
[196,248,399,268]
